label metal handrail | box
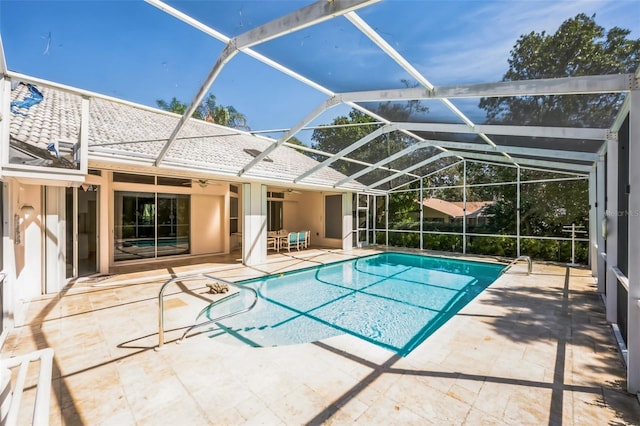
[500,255,532,275]
[157,273,258,350]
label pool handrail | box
[157,273,258,350]
[500,255,532,275]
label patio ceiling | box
[2,0,638,193]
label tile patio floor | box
[2,248,639,425]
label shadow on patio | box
[2,253,639,425]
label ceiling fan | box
[271,187,301,194]
[183,178,218,188]
[196,179,210,188]
[268,187,302,195]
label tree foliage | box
[466,13,639,255]
[480,13,640,127]
[156,93,249,130]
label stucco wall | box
[190,194,224,254]
[273,191,344,249]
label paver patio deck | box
[2,248,639,425]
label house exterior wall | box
[14,183,42,301]
[422,207,451,223]
[190,194,224,255]
[282,193,301,233]
[277,191,345,250]
[297,191,344,249]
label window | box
[157,176,191,187]
[113,172,155,185]
[114,191,190,261]
[426,217,445,223]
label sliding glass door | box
[114,191,190,261]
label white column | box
[627,89,640,393]
[372,196,377,245]
[462,160,467,254]
[44,187,64,294]
[242,183,267,266]
[419,179,423,250]
[596,156,606,292]
[588,169,597,271]
[385,194,389,246]
[342,193,353,250]
[99,172,111,274]
[606,137,618,323]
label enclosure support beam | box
[419,178,424,251]
[385,194,389,247]
[596,156,606,291]
[391,122,609,141]
[413,139,599,163]
[605,137,619,324]
[337,74,633,103]
[589,169,597,272]
[462,160,467,254]
[155,43,238,166]
[448,151,592,173]
[367,152,450,190]
[334,142,426,187]
[296,125,394,183]
[372,195,377,246]
[244,96,342,177]
[626,89,640,394]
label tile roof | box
[8,81,364,190]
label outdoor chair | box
[281,232,300,252]
[266,235,278,251]
[297,231,307,249]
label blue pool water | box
[203,252,504,356]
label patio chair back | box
[297,231,306,249]
[282,232,299,251]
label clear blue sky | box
[1,0,639,134]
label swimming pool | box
[202,252,504,356]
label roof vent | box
[244,148,273,162]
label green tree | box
[310,108,381,174]
[480,13,640,127]
[156,97,187,116]
[474,13,639,248]
[156,93,249,130]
